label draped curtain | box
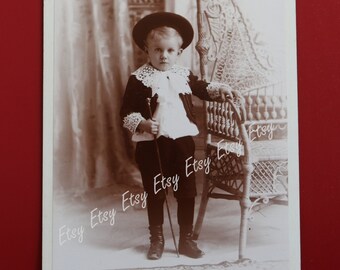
[54,0,140,195]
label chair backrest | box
[196,0,289,200]
[196,0,287,143]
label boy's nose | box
[160,52,168,59]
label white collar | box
[132,63,190,89]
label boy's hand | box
[138,119,159,135]
[219,86,244,103]
[219,85,233,101]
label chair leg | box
[193,178,210,240]
[238,196,251,260]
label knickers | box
[135,136,197,226]
[135,136,197,200]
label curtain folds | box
[54,0,140,195]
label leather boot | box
[178,225,204,258]
[147,225,164,260]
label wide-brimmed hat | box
[132,12,194,50]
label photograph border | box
[42,0,300,269]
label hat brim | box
[132,12,194,50]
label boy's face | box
[145,35,183,71]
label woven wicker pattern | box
[197,0,275,91]
[206,144,244,196]
[205,144,288,199]
[250,160,288,197]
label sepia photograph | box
[43,0,300,269]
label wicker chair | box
[193,0,288,259]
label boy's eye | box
[168,49,174,53]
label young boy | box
[120,12,233,260]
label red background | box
[0,0,339,269]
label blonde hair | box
[145,26,183,48]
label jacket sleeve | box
[120,76,146,134]
[188,71,229,101]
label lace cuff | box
[123,112,145,133]
[206,82,233,101]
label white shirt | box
[132,64,198,142]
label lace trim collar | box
[132,64,190,88]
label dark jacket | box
[120,71,213,126]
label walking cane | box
[146,98,180,258]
